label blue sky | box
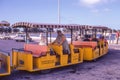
[0,0,120,29]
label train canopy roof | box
[12,22,93,29]
[12,22,111,30]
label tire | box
[93,59,97,62]
[40,69,52,74]
[70,64,79,73]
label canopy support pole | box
[25,27,28,43]
[71,29,73,44]
[95,29,97,38]
[80,29,81,36]
[50,29,52,43]
[46,28,48,45]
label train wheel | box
[70,64,79,73]
[40,69,52,74]
[93,59,97,62]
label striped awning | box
[12,22,110,30]
[93,26,109,30]
[0,21,10,26]
[12,22,94,29]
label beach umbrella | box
[0,21,10,27]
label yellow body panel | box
[70,44,83,64]
[79,48,83,62]
[60,55,68,65]
[83,48,99,61]
[17,52,33,71]
[12,51,33,71]
[105,44,108,53]
[50,45,69,65]
[71,53,79,63]
[82,40,108,61]
[12,50,56,71]
[34,54,56,70]
[99,42,108,56]
[103,44,108,55]
[12,51,18,68]
[49,45,63,55]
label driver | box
[52,30,70,54]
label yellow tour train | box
[0,22,110,76]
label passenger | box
[83,35,90,41]
[99,36,108,47]
[72,32,78,41]
[116,31,120,44]
[52,30,70,54]
[91,35,98,42]
[102,36,108,44]
[77,34,82,41]
[39,33,46,45]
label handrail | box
[0,49,10,56]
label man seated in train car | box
[98,35,108,47]
[91,34,99,42]
[72,32,78,41]
[101,36,108,45]
[39,33,46,45]
[83,35,90,41]
[77,34,83,41]
[52,30,70,54]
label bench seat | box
[72,41,97,49]
[24,44,48,57]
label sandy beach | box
[0,40,120,80]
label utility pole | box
[58,0,60,24]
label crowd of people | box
[38,30,120,54]
[72,32,102,42]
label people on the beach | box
[52,30,70,54]
[116,31,120,44]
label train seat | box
[24,44,48,57]
[72,41,97,49]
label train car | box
[73,26,110,61]
[11,22,84,72]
